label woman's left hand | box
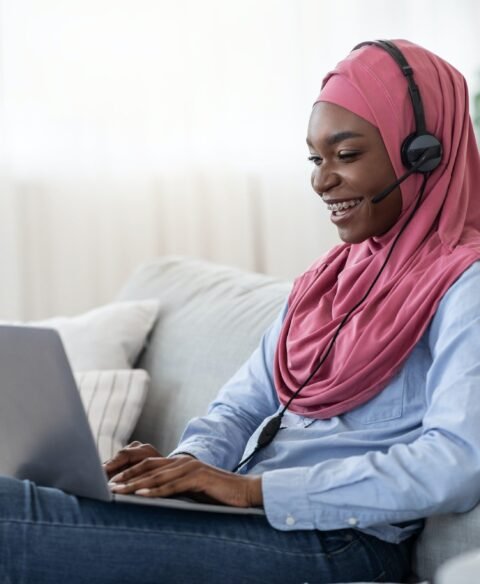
[109,455,263,508]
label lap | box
[0,475,411,584]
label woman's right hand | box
[103,441,161,481]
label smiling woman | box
[1,38,480,584]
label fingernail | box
[111,484,126,491]
[135,489,151,495]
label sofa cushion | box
[413,503,480,582]
[75,369,150,462]
[30,299,160,370]
[115,256,291,455]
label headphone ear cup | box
[401,133,443,173]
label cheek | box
[387,191,403,226]
[368,190,402,235]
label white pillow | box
[31,300,160,371]
[75,369,149,462]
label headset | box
[232,40,443,473]
[353,40,443,203]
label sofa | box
[116,255,480,584]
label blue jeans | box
[0,475,411,583]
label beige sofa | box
[117,255,480,584]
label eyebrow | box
[306,131,365,148]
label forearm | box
[170,406,265,469]
[262,427,480,531]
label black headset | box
[352,39,442,174]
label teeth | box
[327,199,362,212]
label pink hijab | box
[274,40,480,418]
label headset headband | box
[352,40,442,173]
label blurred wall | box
[0,0,479,318]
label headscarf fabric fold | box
[274,40,480,418]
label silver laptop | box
[0,325,263,516]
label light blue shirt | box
[171,261,480,544]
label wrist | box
[247,476,263,507]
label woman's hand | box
[103,441,163,480]
[108,454,263,508]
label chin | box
[338,231,369,244]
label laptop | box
[0,325,264,516]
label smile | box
[326,198,363,213]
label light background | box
[1,0,479,318]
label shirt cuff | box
[169,441,222,468]
[261,467,316,531]
[167,451,197,459]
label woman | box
[1,39,480,583]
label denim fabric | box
[0,476,411,583]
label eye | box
[338,150,359,161]
[308,155,322,166]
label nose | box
[311,164,340,196]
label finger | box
[105,442,157,467]
[111,458,199,494]
[110,452,194,483]
[111,469,171,494]
[110,456,168,483]
[103,443,158,479]
[103,442,143,467]
[103,450,142,478]
[103,441,142,465]
[134,474,208,499]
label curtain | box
[1,0,479,319]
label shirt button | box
[286,514,296,526]
[347,517,358,526]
